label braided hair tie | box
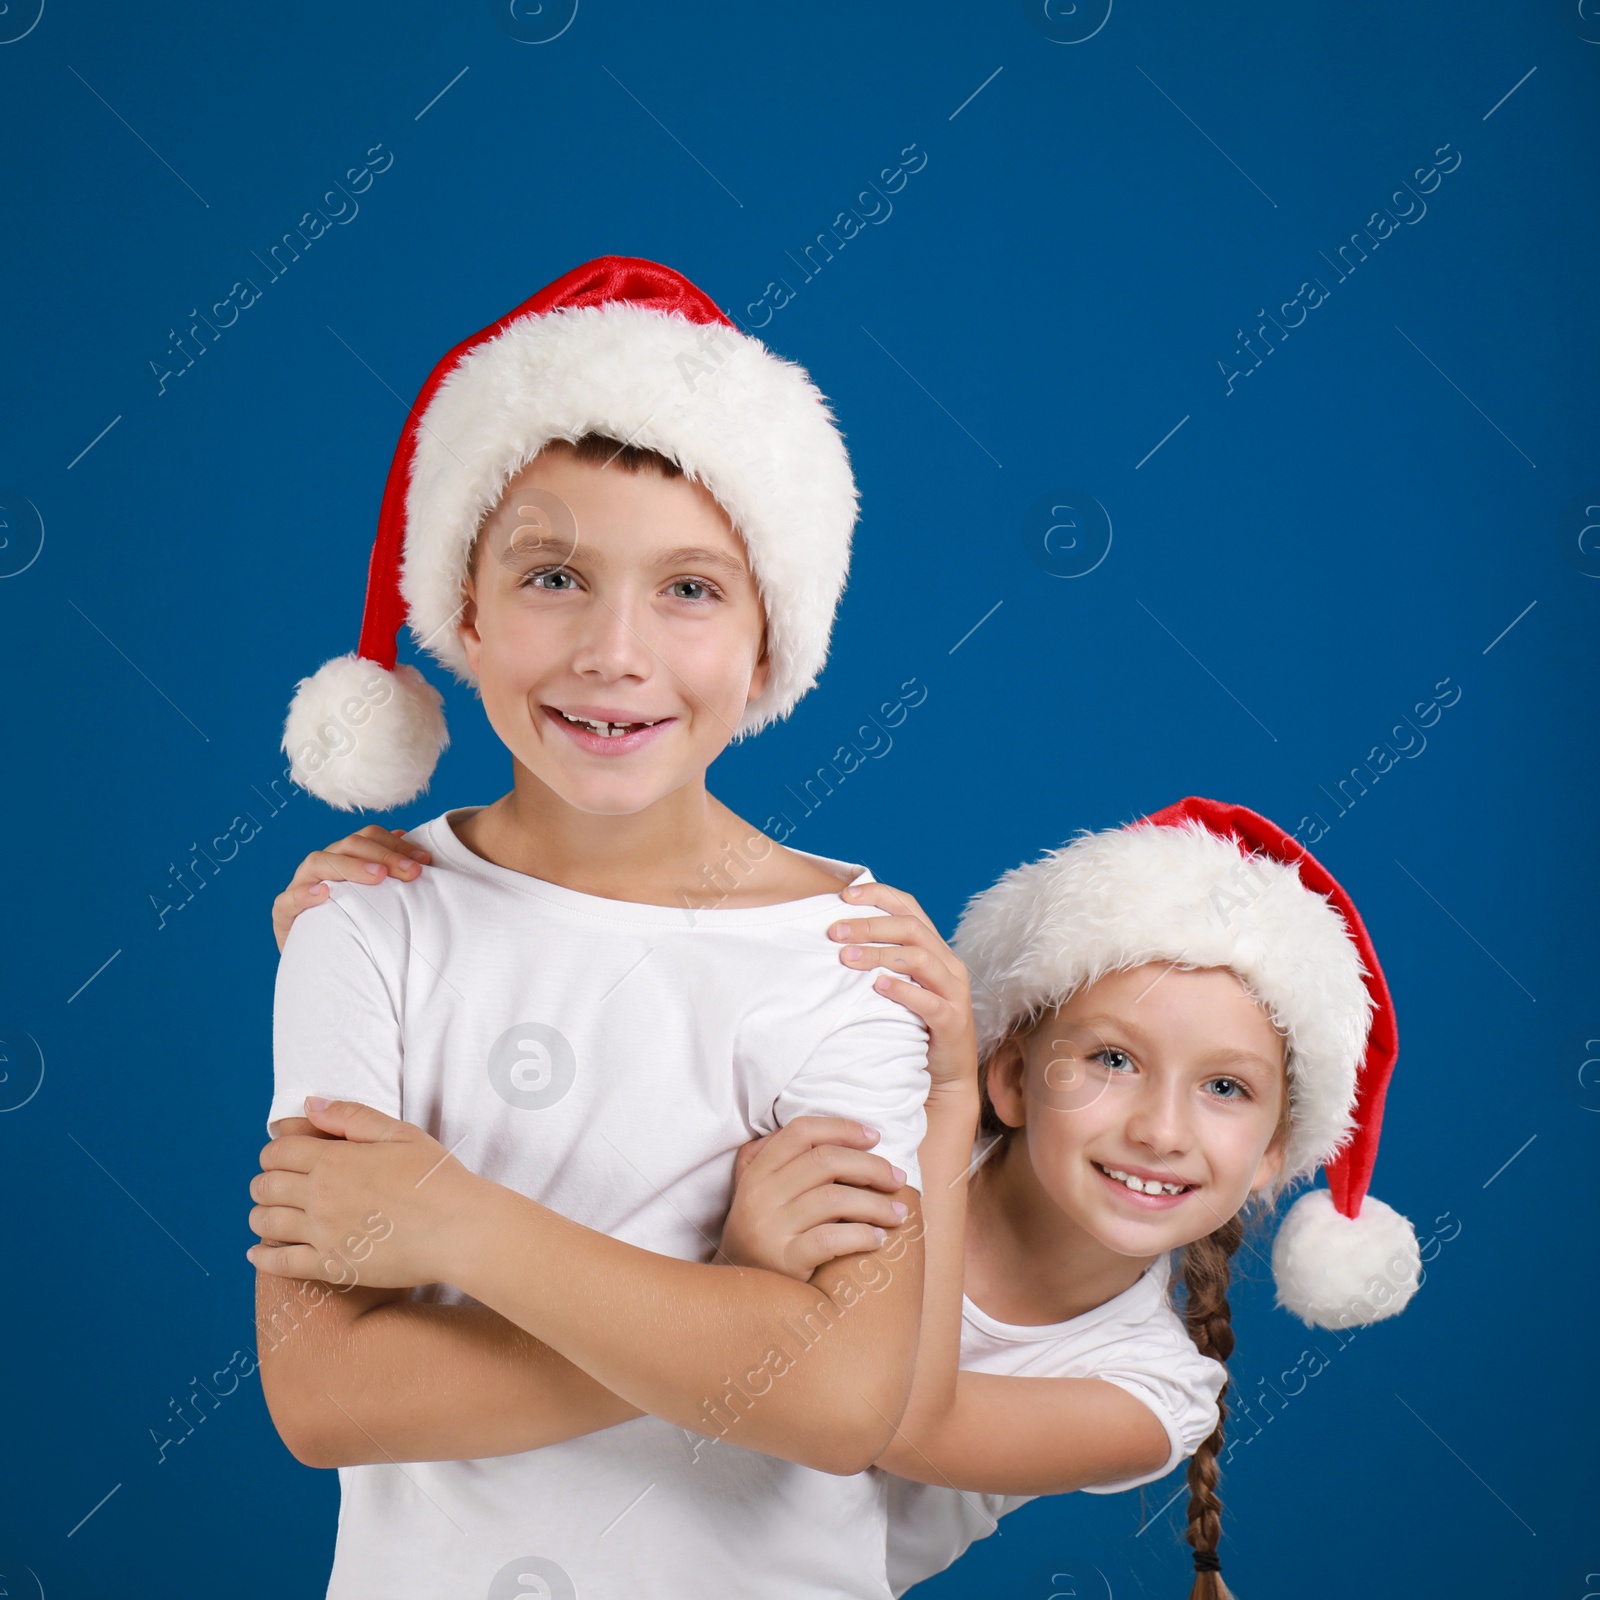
[1192,1550,1222,1573]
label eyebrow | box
[1064,1013,1154,1046]
[1197,1048,1281,1077]
[656,545,751,580]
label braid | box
[1179,1212,1245,1600]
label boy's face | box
[986,964,1288,1257]
[458,447,770,816]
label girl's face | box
[985,964,1288,1257]
[458,447,770,817]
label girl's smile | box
[1090,1159,1199,1207]
[971,963,1290,1324]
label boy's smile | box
[457,443,770,818]
[543,703,677,752]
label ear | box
[1249,1128,1287,1199]
[984,1035,1028,1130]
[746,650,771,704]
[745,619,772,704]
[458,571,482,678]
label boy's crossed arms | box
[251,1101,922,1476]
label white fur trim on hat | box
[401,301,859,740]
[951,818,1374,1186]
[283,654,449,812]
[1271,1188,1420,1328]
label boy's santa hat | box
[953,797,1420,1331]
[282,255,859,810]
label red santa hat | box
[952,797,1420,1331]
[282,255,860,810]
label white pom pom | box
[282,654,449,811]
[1271,1188,1420,1330]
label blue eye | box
[1092,1048,1133,1072]
[521,566,576,591]
[1207,1077,1251,1100]
[669,578,722,602]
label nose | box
[1121,1074,1192,1163]
[567,585,655,683]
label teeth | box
[558,710,662,738]
[1098,1164,1190,1196]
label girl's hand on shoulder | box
[829,880,979,1101]
[714,1116,910,1281]
[271,825,432,953]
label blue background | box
[2,2,1596,1595]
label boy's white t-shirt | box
[882,1249,1226,1597]
[267,807,929,1600]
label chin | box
[543,772,677,816]
[1096,1216,1190,1255]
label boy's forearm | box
[875,1087,979,1476]
[256,1271,641,1468]
[447,1179,925,1477]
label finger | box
[838,939,947,990]
[830,915,965,1002]
[248,1203,311,1242]
[869,970,953,1029]
[352,824,432,860]
[302,1097,411,1145]
[832,908,940,940]
[778,1143,907,1195]
[791,1140,906,1194]
[788,1181,910,1232]
[266,1117,344,1143]
[330,831,432,868]
[731,1119,888,1204]
[839,879,932,924]
[794,1222,891,1273]
[247,1241,336,1280]
[849,946,974,1022]
[374,826,431,861]
[732,1133,774,1183]
[250,1169,308,1206]
[290,845,421,890]
[259,1133,330,1173]
[828,912,946,953]
[750,1116,886,1173]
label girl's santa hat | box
[953,797,1420,1331]
[282,255,859,810]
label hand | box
[272,825,432,953]
[828,880,979,1100]
[246,1099,478,1289]
[713,1116,910,1281]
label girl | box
[267,797,1420,1597]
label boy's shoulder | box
[715,843,859,908]
[294,812,469,944]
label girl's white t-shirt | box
[883,1249,1227,1597]
[268,808,929,1600]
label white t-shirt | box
[883,1249,1226,1597]
[268,807,929,1600]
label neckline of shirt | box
[421,806,876,927]
[960,1251,1172,1343]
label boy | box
[253,259,928,1598]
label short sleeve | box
[268,890,405,1136]
[772,1003,929,1192]
[1076,1342,1228,1496]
